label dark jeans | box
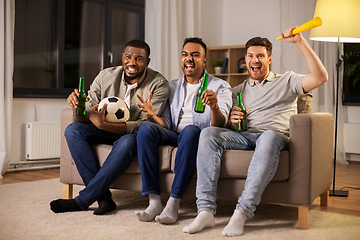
[137,122,201,199]
[64,122,137,209]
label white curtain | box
[280,0,347,164]
[145,0,201,81]
[0,0,15,178]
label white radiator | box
[26,122,61,160]
[344,123,360,154]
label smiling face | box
[181,42,207,83]
[245,46,273,82]
[122,46,150,84]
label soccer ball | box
[98,96,130,123]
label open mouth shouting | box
[250,65,261,73]
[125,65,138,78]
[184,61,195,71]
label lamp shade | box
[310,0,360,43]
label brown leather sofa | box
[60,95,333,230]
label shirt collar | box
[181,68,208,85]
[248,71,275,87]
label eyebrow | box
[181,50,201,55]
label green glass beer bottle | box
[194,73,208,113]
[237,92,248,132]
[75,77,86,116]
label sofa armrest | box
[288,113,334,205]
[60,108,76,184]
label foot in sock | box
[222,209,248,237]
[50,199,82,213]
[134,194,163,222]
[182,210,215,234]
[155,197,180,224]
[93,199,117,215]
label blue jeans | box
[64,122,137,209]
[137,122,201,199]
[196,127,289,218]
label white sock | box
[155,197,180,224]
[134,194,163,222]
[182,210,215,234]
[222,209,248,237]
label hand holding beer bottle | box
[76,77,87,116]
[194,73,208,113]
[236,92,247,132]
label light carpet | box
[0,179,359,240]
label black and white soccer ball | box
[98,96,130,123]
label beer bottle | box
[75,77,86,116]
[194,73,208,113]
[237,92,248,131]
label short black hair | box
[124,39,150,58]
[183,37,207,56]
[245,37,273,56]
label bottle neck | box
[79,77,85,92]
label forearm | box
[210,105,225,127]
[150,115,168,129]
[96,121,127,135]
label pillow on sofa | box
[297,93,313,114]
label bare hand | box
[200,89,218,110]
[67,89,89,109]
[89,104,106,128]
[136,91,155,121]
[281,26,304,44]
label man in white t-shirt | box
[134,37,232,224]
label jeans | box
[196,127,289,218]
[64,122,137,209]
[137,122,201,199]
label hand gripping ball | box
[98,96,130,123]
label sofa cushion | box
[220,150,289,181]
[171,148,289,181]
[92,145,173,173]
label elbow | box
[319,71,328,86]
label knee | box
[199,127,221,143]
[64,122,82,139]
[261,130,286,142]
[257,130,289,151]
[114,134,137,152]
[180,125,201,138]
[137,122,158,138]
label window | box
[342,43,360,106]
[13,0,145,98]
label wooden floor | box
[1,163,360,217]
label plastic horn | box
[277,17,322,40]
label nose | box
[185,55,193,62]
[128,56,136,65]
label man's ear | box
[203,57,207,67]
[146,58,151,67]
[268,55,273,64]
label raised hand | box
[136,91,155,121]
[200,89,218,110]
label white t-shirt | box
[124,82,137,109]
[176,81,201,133]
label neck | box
[185,70,204,85]
[124,75,139,85]
[254,71,270,83]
